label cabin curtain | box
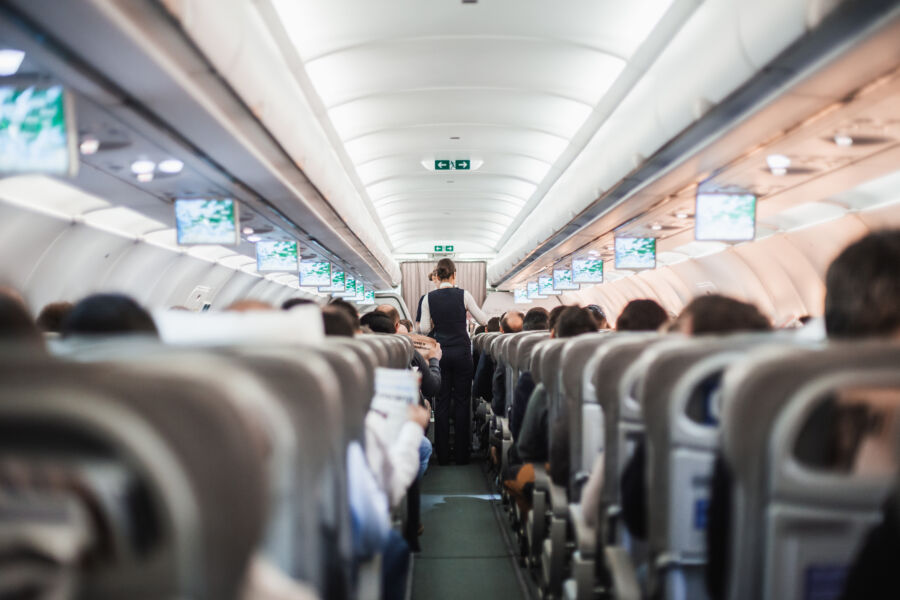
[401,261,487,320]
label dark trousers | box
[435,345,473,464]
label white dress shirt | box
[419,282,488,333]
[364,412,424,508]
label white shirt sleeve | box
[419,294,431,333]
[364,414,424,508]
[463,290,488,325]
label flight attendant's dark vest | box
[427,287,468,348]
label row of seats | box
[471,328,900,600]
[0,322,416,600]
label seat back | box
[511,332,551,372]
[537,339,569,438]
[722,341,900,600]
[357,335,390,367]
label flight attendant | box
[419,258,488,465]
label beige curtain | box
[401,261,486,320]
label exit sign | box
[434,244,455,252]
[446,245,454,251]
[434,245,443,252]
[434,159,471,171]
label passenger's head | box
[585,304,609,329]
[0,285,26,308]
[500,310,524,333]
[672,294,771,335]
[487,317,501,332]
[374,304,401,332]
[825,230,900,339]
[434,258,456,283]
[398,318,414,334]
[281,297,315,311]
[616,299,668,332]
[322,305,355,337]
[226,300,274,312]
[62,294,158,337]
[474,325,487,335]
[548,305,567,335]
[329,298,360,332]
[523,307,549,331]
[0,295,44,349]
[555,306,599,339]
[36,301,74,334]
[360,311,395,334]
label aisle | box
[411,462,530,600]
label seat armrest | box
[533,464,551,492]
[548,481,569,519]
[604,546,640,600]
[499,417,511,440]
[568,503,596,557]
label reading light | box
[766,154,791,175]
[770,167,787,176]
[158,158,184,174]
[130,159,156,175]
[676,211,690,219]
[651,223,663,231]
[242,227,254,235]
[136,172,153,183]
[79,136,100,155]
[0,49,25,76]
[834,134,853,147]
[587,250,599,256]
[247,234,262,242]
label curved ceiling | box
[267,0,675,254]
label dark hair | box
[825,230,900,339]
[487,317,501,332]
[399,319,414,332]
[548,305,567,333]
[500,310,523,333]
[474,325,487,335]
[282,297,316,310]
[328,298,360,331]
[360,311,395,334]
[322,306,355,337]
[555,306,599,338]
[374,304,400,327]
[523,307,549,331]
[585,304,609,329]
[676,294,771,335]
[434,258,456,281]
[0,295,44,349]
[61,294,158,337]
[36,301,74,333]
[616,299,668,332]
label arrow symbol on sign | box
[458,161,469,169]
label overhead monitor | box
[514,288,531,304]
[526,281,547,300]
[256,240,299,272]
[695,192,757,241]
[552,268,580,291]
[319,269,346,293]
[299,261,332,287]
[0,84,77,177]
[333,276,356,298]
[538,275,560,296]
[356,290,375,305]
[174,198,239,245]
[571,258,604,284]
[614,237,656,270]
[352,280,365,301]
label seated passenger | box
[321,306,355,337]
[398,319,414,334]
[359,311,394,334]
[472,317,502,403]
[61,293,158,337]
[586,304,610,329]
[615,299,668,332]
[328,299,361,334]
[490,310,523,416]
[0,294,44,351]
[373,304,442,401]
[36,301,74,334]
[621,294,770,543]
[281,297,316,310]
[509,307,550,439]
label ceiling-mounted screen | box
[333,276,356,298]
[351,280,365,301]
[526,281,546,300]
[514,288,530,304]
[299,261,332,286]
[319,269,345,293]
[0,84,77,177]
[174,198,239,245]
[552,268,580,291]
[571,258,604,284]
[256,240,299,272]
[356,290,375,305]
[695,192,757,241]
[538,275,560,296]
[614,237,656,270]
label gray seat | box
[722,341,900,600]
[0,356,268,600]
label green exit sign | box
[434,160,470,171]
[434,245,443,252]
[446,245,454,251]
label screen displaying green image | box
[335,277,356,298]
[572,258,604,283]
[615,237,656,270]
[0,85,76,176]
[514,288,530,304]
[356,290,375,304]
[695,192,756,241]
[256,240,298,272]
[538,275,560,296]
[299,261,332,286]
[319,269,345,293]
[526,281,546,299]
[552,268,580,290]
[174,199,239,245]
